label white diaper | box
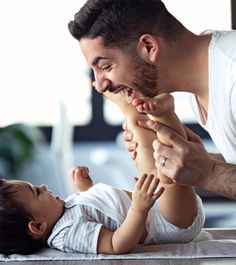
[144,195,205,245]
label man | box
[68,0,236,199]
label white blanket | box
[1,229,236,262]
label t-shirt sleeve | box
[52,216,103,254]
[231,81,236,122]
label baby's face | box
[8,180,65,226]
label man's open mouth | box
[110,85,139,104]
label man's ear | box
[137,34,159,63]
[28,221,47,239]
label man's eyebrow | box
[91,56,109,66]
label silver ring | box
[161,157,167,167]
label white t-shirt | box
[191,30,236,163]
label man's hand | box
[122,120,151,160]
[132,174,164,214]
[122,121,138,160]
[147,120,215,187]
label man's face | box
[80,37,159,100]
[8,180,65,225]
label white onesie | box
[47,183,205,253]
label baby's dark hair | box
[0,179,44,254]
[68,0,184,49]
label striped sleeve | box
[50,216,103,254]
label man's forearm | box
[209,153,225,162]
[203,160,236,200]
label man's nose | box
[93,78,112,94]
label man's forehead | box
[80,37,122,64]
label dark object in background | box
[0,123,45,178]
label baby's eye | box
[36,187,40,196]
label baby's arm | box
[70,165,93,192]
[97,174,164,254]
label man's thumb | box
[147,120,160,132]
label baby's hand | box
[70,165,93,192]
[132,174,164,214]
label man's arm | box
[209,153,225,162]
[148,121,236,200]
[203,160,236,200]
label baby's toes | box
[136,104,144,113]
[149,102,157,111]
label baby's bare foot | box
[70,166,93,192]
[103,89,129,107]
[132,94,175,118]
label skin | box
[8,180,65,241]
[71,165,164,254]
[103,90,198,228]
[79,30,236,200]
[7,166,164,254]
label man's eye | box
[102,65,111,70]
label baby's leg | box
[104,90,157,175]
[132,94,200,229]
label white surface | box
[1,229,236,261]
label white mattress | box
[1,228,236,262]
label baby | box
[0,92,205,255]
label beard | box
[131,52,159,97]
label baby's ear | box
[28,221,47,239]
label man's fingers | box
[123,131,133,141]
[148,120,186,148]
[137,120,152,130]
[131,151,137,160]
[183,125,202,143]
[152,138,173,159]
[125,141,138,152]
[122,121,128,131]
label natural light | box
[0,0,232,126]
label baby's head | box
[0,179,65,254]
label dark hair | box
[68,0,184,48]
[0,180,44,254]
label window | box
[0,0,232,131]
[0,0,90,127]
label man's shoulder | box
[210,30,236,59]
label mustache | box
[91,81,123,93]
[107,84,123,93]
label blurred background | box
[0,0,235,228]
